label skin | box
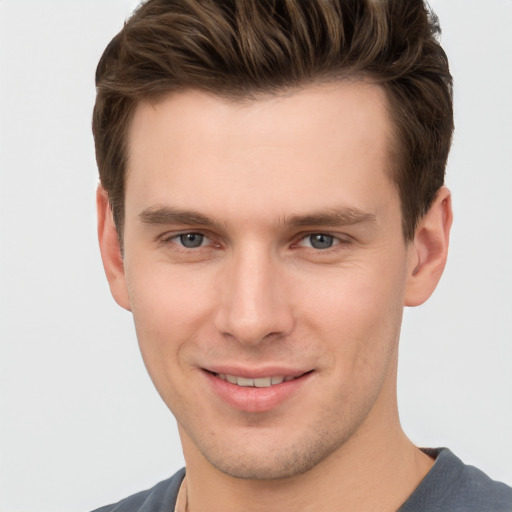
[98,82,452,511]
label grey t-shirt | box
[92,449,512,512]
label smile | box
[206,369,313,412]
[215,374,297,387]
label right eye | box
[172,232,209,249]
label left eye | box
[174,233,208,248]
[299,234,339,250]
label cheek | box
[302,271,405,421]
[124,265,219,416]
[298,261,406,366]
[303,259,404,318]
[125,264,214,372]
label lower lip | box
[204,371,312,413]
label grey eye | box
[179,233,205,248]
[308,234,335,249]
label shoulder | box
[399,448,512,512]
[90,468,185,512]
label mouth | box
[204,369,313,412]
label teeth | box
[254,377,272,388]
[217,373,295,387]
[237,377,254,387]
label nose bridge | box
[215,241,293,344]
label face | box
[117,83,418,479]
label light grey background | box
[1,1,511,511]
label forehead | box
[125,83,397,223]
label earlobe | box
[96,185,132,311]
[404,186,453,307]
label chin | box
[197,427,347,481]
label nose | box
[214,246,295,345]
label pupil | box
[180,233,203,248]
[310,234,333,249]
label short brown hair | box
[93,0,453,241]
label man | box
[92,0,512,511]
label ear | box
[97,185,131,311]
[404,186,453,307]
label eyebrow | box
[138,205,376,229]
[139,207,218,227]
[285,208,376,227]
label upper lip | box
[203,365,312,379]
